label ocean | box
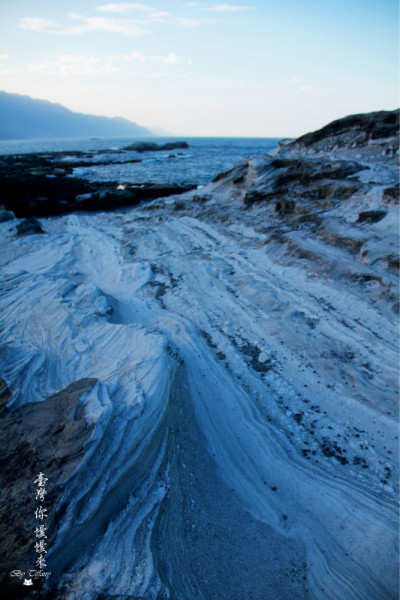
[0,137,280,186]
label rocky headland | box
[122,141,189,152]
[0,91,153,140]
[0,110,398,600]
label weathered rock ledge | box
[188,109,399,313]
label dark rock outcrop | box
[243,158,367,208]
[0,151,195,218]
[0,205,15,222]
[288,110,399,149]
[16,218,44,235]
[383,184,399,203]
[0,378,97,598]
[123,141,189,152]
[357,210,387,224]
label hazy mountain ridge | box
[0,91,153,140]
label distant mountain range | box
[0,91,153,140]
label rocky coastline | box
[0,110,398,600]
[0,146,195,218]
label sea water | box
[0,137,280,186]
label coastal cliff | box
[0,110,398,600]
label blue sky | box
[0,0,398,136]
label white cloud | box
[175,16,200,26]
[164,52,189,64]
[96,3,155,13]
[19,14,150,37]
[0,68,20,75]
[114,50,191,65]
[208,4,253,11]
[121,72,185,80]
[19,17,60,32]
[96,5,192,26]
[27,55,118,76]
[18,10,199,36]
[23,51,191,76]
[65,13,150,35]
[0,54,17,76]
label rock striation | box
[0,110,398,600]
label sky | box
[0,0,398,136]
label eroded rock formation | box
[0,110,398,600]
